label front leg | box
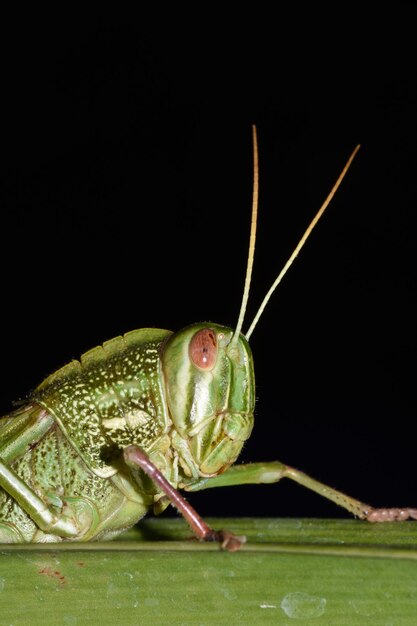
[185,460,417,522]
[123,445,246,551]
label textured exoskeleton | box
[0,324,254,542]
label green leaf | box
[1,518,417,624]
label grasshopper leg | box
[185,460,417,522]
[0,405,94,540]
[0,457,81,538]
[123,445,246,551]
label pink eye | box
[189,329,218,370]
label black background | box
[1,10,416,520]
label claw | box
[207,529,247,552]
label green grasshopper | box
[1,128,415,551]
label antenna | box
[245,144,361,341]
[230,124,259,345]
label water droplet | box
[281,591,326,619]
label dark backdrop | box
[1,10,416,520]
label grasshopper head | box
[161,323,255,479]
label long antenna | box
[230,125,259,345]
[245,144,361,341]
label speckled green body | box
[0,324,255,542]
[35,328,172,478]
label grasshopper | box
[1,127,415,551]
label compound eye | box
[189,328,218,370]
